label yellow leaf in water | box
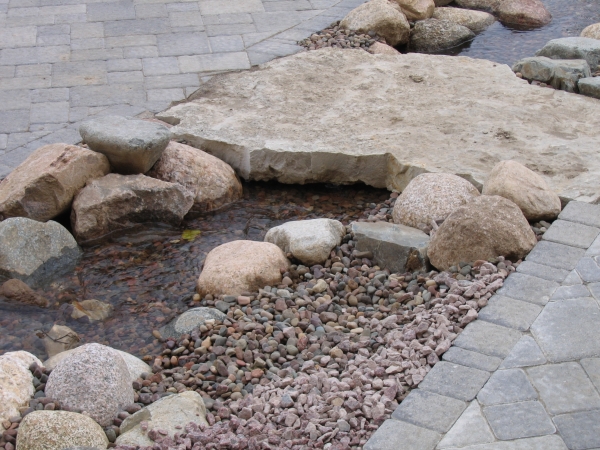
[182,229,202,241]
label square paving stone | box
[553,410,600,450]
[478,295,542,331]
[436,400,495,449]
[477,369,538,406]
[363,419,441,450]
[559,201,600,228]
[496,272,558,306]
[439,435,568,450]
[418,361,490,402]
[516,260,569,283]
[499,336,547,369]
[550,284,590,301]
[576,257,600,283]
[542,219,600,249]
[527,362,600,415]
[530,298,600,362]
[525,241,585,271]
[484,401,555,440]
[442,346,502,372]
[580,358,600,394]
[391,389,466,433]
[453,320,522,359]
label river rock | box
[265,218,345,266]
[581,23,600,40]
[70,299,113,322]
[0,144,109,223]
[160,307,227,339]
[0,278,47,307]
[41,324,79,359]
[158,48,600,203]
[495,0,551,27]
[0,351,42,432]
[536,37,600,71]
[392,173,480,229]
[71,174,193,243]
[16,410,108,450]
[0,217,81,288]
[454,0,496,13]
[147,141,242,214]
[116,391,207,446]
[395,0,434,20]
[483,160,561,221]
[197,240,289,297]
[340,0,410,47]
[79,116,171,174]
[410,19,475,52]
[579,76,600,99]
[45,343,134,427]
[512,57,591,92]
[369,42,401,54]
[432,7,495,33]
[428,195,537,270]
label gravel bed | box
[297,22,386,52]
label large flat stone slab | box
[159,48,600,202]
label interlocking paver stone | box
[553,410,600,450]
[453,320,522,359]
[391,390,466,434]
[436,400,495,449]
[525,240,586,271]
[442,347,502,372]
[418,362,490,402]
[581,358,600,392]
[499,336,547,369]
[364,419,441,450]
[542,219,600,249]
[496,272,558,306]
[576,257,600,283]
[516,260,569,283]
[477,368,538,406]
[478,295,542,331]
[484,401,555,440]
[562,269,584,285]
[439,435,568,450]
[550,283,590,301]
[559,201,600,228]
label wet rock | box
[392,173,480,230]
[79,116,171,175]
[340,0,410,47]
[512,57,591,92]
[536,37,600,71]
[70,299,113,322]
[579,76,600,99]
[16,410,108,450]
[147,141,242,215]
[495,0,551,27]
[428,195,537,270]
[369,42,401,55]
[116,391,207,446]
[265,218,345,266]
[41,324,79,359]
[46,343,134,427]
[395,0,435,20]
[432,7,495,33]
[409,18,475,52]
[0,144,109,223]
[581,23,600,40]
[483,160,561,221]
[197,240,289,297]
[160,307,227,339]
[0,279,48,307]
[71,174,193,243]
[0,217,81,288]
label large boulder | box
[41,324,79,359]
[536,37,600,71]
[453,0,497,13]
[79,116,171,175]
[0,144,109,223]
[197,240,289,297]
[45,343,134,427]
[71,174,193,243]
[264,218,345,266]
[482,160,561,221]
[432,7,495,33]
[581,23,600,40]
[579,76,600,99]
[0,278,48,307]
[392,173,480,229]
[147,141,242,214]
[494,0,551,27]
[16,410,108,450]
[512,57,591,92]
[394,0,435,21]
[160,307,227,339]
[116,391,207,446]
[428,195,537,270]
[0,218,81,288]
[410,19,475,52]
[0,351,42,432]
[340,0,410,47]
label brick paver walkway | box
[366,201,600,450]
[0,0,362,177]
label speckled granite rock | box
[160,307,227,339]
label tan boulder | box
[433,7,496,33]
[0,279,48,307]
[340,0,410,47]
[495,0,551,27]
[581,23,600,40]
[197,240,289,297]
[483,160,561,222]
[392,173,480,230]
[71,173,194,243]
[369,42,401,55]
[40,324,79,359]
[428,195,537,270]
[0,143,109,222]
[394,0,435,21]
[71,299,113,322]
[454,0,498,13]
[147,141,242,214]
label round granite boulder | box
[432,7,495,33]
[581,23,600,40]
[409,18,475,53]
[340,0,410,47]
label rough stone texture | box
[494,0,551,27]
[482,160,562,221]
[117,391,207,446]
[536,37,600,72]
[369,42,401,55]
[71,299,113,322]
[41,324,79,359]
[392,173,479,230]
[79,116,171,174]
[0,351,42,432]
[0,217,81,288]
[391,389,466,433]
[579,76,600,100]
[454,0,496,13]
[340,0,411,47]
[159,49,600,203]
[71,174,193,243]
[0,278,48,307]
[409,19,475,53]
[16,410,108,450]
[146,141,242,215]
[432,7,495,33]
[394,0,435,21]
[581,23,600,40]
[428,196,537,271]
[265,218,345,266]
[45,343,134,427]
[436,400,495,448]
[483,401,555,440]
[0,144,110,222]
[160,307,227,339]
[512,57,591,93]
[197,240,289,297]
[351,221,430,272]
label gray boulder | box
[351,221,430,273]
[512,57,591,92]
[579,77,600,99]
[409,19,475,53]
[432,7,495,33]
[0,218,81,288]
[454,0,496,13]
[160,307,227,339]
[79,116,171,174]
[536,37,600,72]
